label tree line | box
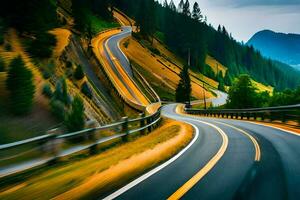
[114,0,300,91]
[227,74,300,109]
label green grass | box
[87,13,119,34]
[131,61,175,101]
[154,31,166,43]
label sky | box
[166,0,300,42]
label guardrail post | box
[140,112,146,135]
[253,113,257,120]
[247,113,250,120]
[281,112,286,123]
[88,128,97,155]
[261,113,265,121]
[147,117,152,133]
[45,128,61,165]
[122,117,129,142]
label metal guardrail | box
[185,104,300,125]
[0,109,161,178]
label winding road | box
[100,22,300,199]
[104,104,300,200]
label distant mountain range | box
[247,30,300,70]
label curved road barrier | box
[185,104,300,126]
[0,109,161,178]
[102,104,300,199]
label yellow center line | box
[104,38,149,106]
[168,120,228,200]
[215,121,261,161]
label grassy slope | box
[0,14,120,142]
[0,119,193,199]
[251,79,273,94]
[121,37,214,101]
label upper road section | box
[92,27,150,111]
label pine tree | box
[169,0,176,11]
[74,64,84,80]
[163,0,168,8]
[178,0,184,13]
[176,65,191,103]
[182,0,191,17]
[136,0,156,40]
[192,2,202,21]
[227,74,257,108]
[65,95,85,132]
[53,78,70,106]
[6,56,35,115]
[224,71,232,86]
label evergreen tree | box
[92,0,112,20]
[0,57,5,72]
[224,71,232,86]
[192,2,202,21]
[218,79,225,91]
[65,95,85,132]
[163,0,168,8]
[178,0,184,13]
[74,65,84,80]
[53,78,70,106]
[136,0,156,40]
[176,65,191,103]
[169,0,176,11]
[6,56,35,115]
[72,0,90,32]
[227,74,257,108]
[182,0,191,17]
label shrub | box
[74,64,84,80]
[5,43,12,51]
[81,82,92,99]
[66,61,73,68]
[53,78,71,106]
[50,99,65,121]
[6,56,35,115]
[42,83,53,98]
[42,70,51,79]
[65,96,85,132]
[0,57,5,72]
[123,40,129,48]
[27,32,56,58]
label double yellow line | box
[169,107,261,199]
[215,121,261,161]
[168,120,229,200]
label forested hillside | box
[114,0,300,90]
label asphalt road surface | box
[103,104,300,200]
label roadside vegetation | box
[0,119,193,200]
[176,65,191,103]
[226,74,300,109]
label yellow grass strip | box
[205,55,227,74]
[49,28,71,58]
[120,37,214,100]
[0,120,193,200]
[251,79,273,94]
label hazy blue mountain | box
[247,30,300,70]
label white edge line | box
[246,121,300,137]
[103,122,200,200]
[192,115,299,137]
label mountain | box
[247,30,300,70]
